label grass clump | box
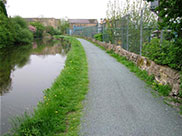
[6,36,88,136]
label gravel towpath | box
[78,38,182,136]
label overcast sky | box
[6,0,117,21]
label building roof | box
[68,19,98,24]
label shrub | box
[14,27,33,44]
[0,6,33,47]
[168,39,182,70]
[53,28,61,35]
[11,16,28,29]
[142,38,182,71]
[94,33,103,41]
[45,26,54,35]
[30,22,45,38]
[45,26,61,36]
[11,16,33,44]
[0,14,15,48]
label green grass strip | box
[7,36,88,136]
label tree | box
[1,0,7,4]
[11,16,33,44]
[0,0,15,48]
[147,0,182,38]
[143,0,182,71]
[106,0,157,52]
[58,19,69,35]
[12,16,28,29]
[30,22,45,38]
[45,26,61,36]
[0,13,15,48]
[0,0,8,16]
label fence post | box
[121,19,124,48]
[126,15,129,51]
[160,29,163,46]
[140,9,143,56]
[102,24,105,42]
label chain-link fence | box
[70,26,98,38]
[69,15,159,55]
[101,15,156,55]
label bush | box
[142,38,182,71]
[0,6,33,47]
[12,16,28,29]
[0,14,15,48]
[53,29,61,35]
[0,2,16,48]
[168,39,182,70]
[45,26,61,36]
[11,16,33,44]
[45,26,54,35]
[30,22,45,38]
[14,27,33,44]
[94,33,103,41]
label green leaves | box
[11,16,33,44]
[30,22,45,38]
[142,38,182,71]
[45,26,61,36]
[0,1,7,16]
[11,16,28,29]
[147,0,182,38]
[94,33,103,41]
[0,14,15,48]
[0,14,33,47]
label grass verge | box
[6,36,88,136]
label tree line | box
[0,1,70,48]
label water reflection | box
[0,45,32,95]
[0,39,70,96]
[1,38,70,134]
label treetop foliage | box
[147,0,182,38]
[0,0,7,16]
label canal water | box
[0,39,70,135]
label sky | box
[6,0,115,21]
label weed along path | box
[78,38,182,136]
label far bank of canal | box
[0,39,70,134]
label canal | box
[0,39,70,134]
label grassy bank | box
[86,39,182,113]
[6,36,88,136]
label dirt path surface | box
[78,38,182,136]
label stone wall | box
[85,37,181,96]
[24,18,60,28]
